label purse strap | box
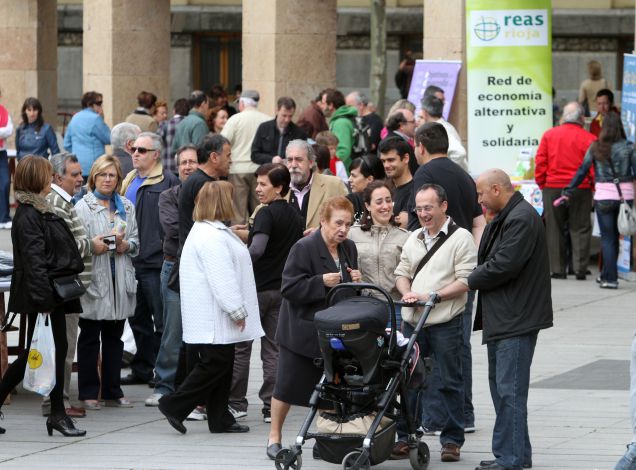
[412,221,459,280]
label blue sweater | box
[63,108,111,175]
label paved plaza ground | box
[0,228,634,469]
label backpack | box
[350,116,371,159]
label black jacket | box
[276,229,358,359]
[251,119,308,165]
[133,171,180,268]
[9,202,84,315]
[468,192,553,343]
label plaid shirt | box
[160,114,184,175]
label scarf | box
[15,190,56,215]
[93,190,126,221]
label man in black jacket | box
[251,97,307,166]
[468,169,553,470]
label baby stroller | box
[274,282,439,470]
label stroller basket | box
[313,419,396,465]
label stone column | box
[0,0,57,134]
[423,0,467,143]
[242,0,337,115]
[83,0,170,128]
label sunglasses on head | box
[131,146,156,155]
[94,101,103,106]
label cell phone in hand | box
[103,234,117,252]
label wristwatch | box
[429,291,441,302]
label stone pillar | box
[0,0,57,134]
[423,0,467,143]
[83,0,170,128]
[242,0,337,115]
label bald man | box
[468,169,553,470]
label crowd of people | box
[0,75,632,470]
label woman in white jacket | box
[158,180,264,434]
[75,155,139,410]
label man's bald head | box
[476,168,515,214]
[560,101,584,125]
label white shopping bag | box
[23,313,56,396]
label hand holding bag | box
[23,313,56,396]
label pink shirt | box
[594,182,635,201]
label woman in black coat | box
[266,196,361,460]
[0,156,86,436]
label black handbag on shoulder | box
[52,275,86,301]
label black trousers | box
[0,312,68,417]
[159,343,236,432]
[77,318,125,400]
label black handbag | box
[52,275,86,301]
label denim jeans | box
[487,332,538,469]
[0,151,11,223]
[421,292,475,429]
[154,260,182,395]
[130,267,164,381]
[595,200,622,282]
[399,314,465,446]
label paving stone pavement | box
[0,218,634,469]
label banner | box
[407,60,462,121]
[466,1,553,175]
[621,54,636,143]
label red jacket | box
[535,123,596,189]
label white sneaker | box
[0,221,12,230]
[228,405,247,420]
[144,393,163,407]
[186,406,207,421]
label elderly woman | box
[266,196,361,460]
[15,97,60,159]
[158,181,263,434]
[348,181,409,329]
[0,156,85,436]
[75,155,139,410]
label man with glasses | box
[393,183,477,463]
[120,132,179,386]
[145,145,198,409]
[63,91,111,179]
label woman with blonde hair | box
[158,180,264,434]
[75,155,139,410]
[578,60,610,115]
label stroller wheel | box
[409,441,430,470]
[342,450,370,470]
[274,448,303,470]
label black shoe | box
[147,377,157,388]
[211,422,249,433]
[158,402,187,434]
[267,442,282,460]
[46,416,86,437]
[575,273,586,280]
[0,426,4,434]
[120,373,149,385]
[479,459,532,469]
[550,273,567,279]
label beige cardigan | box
[394,224,477,326]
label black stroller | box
[274,282,439,470]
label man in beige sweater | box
[393,183,477,464]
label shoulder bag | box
[52,275,86,301]
[606,156,636,236]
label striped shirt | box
[46,185,93,287]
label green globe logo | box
[474,16,501,41]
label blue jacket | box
[63,108,111,175]
[567,140,636,194]
[16,123,60,159]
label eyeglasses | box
[96,172,117,180]
[414,205,435,213]
[131,146,157,155]
[179,159,197,167]
[94,101,103,106]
